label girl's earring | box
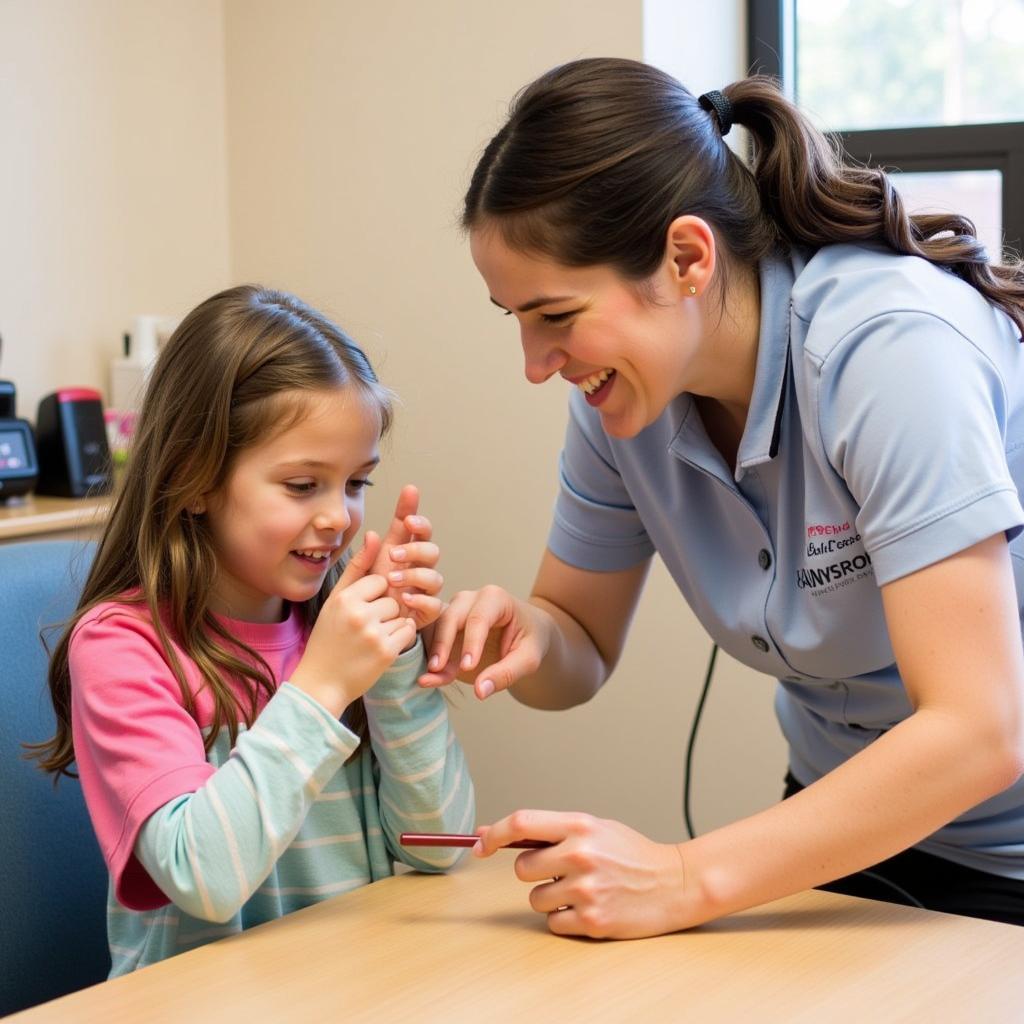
[688,285,697,296]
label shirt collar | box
[733,251,801,480]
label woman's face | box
[470,227,705,439]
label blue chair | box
[0,539,109,1015]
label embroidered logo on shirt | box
[799,524,874,595]
[796,551,873,591]
[806,520,852,537]
[806,530,863,559]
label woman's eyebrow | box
[489,295,575,313]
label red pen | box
[400,832,552,849]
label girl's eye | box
[347,478,374,495]
[285,481,317,494]
[540,310,577,325]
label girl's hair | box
[31,285,393,778]
[463,57,1024,334]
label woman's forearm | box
[675,709,1023,928]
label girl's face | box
[469,227,707,439]
[202,388,381,623]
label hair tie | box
[698,90,734,137]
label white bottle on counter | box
[109,315,174,412]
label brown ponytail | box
[464,58,1024,336]
[726,76,1024,334]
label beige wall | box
[0,0,231,418]
[5,0,786,842]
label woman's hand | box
[474,810,689,939]
[418,585,553,700]
[290,532,417,715]
[371,484,444,631]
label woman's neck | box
[691,264,762,468]
[709,263,762,407]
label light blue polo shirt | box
[548,242,1024,878]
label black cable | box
[683,642,718,840]
[679,647,928,909]
[858,870,926,909]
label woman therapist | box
[420,58,1024,937]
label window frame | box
[747,0,1024,252]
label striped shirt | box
[69,601,474,976]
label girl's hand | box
[371,484,443,631]
[418,586,552,700]
[290,532,417,715]
[474,810,688,939]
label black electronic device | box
[0,417,39,500]
[0,379,39,501]
[0,380,15,418]
[34,388,112,497]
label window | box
[748,0,1024,253]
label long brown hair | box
[31,285,393,778]
[463,57,1024,334]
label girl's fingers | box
[381,615,414,637]
[388,567,443,594]
[378,485,419,552]
[366,595,401,623]
[404,597,443,631]
[402,513,432,541]
[343,573,389,602]
[386,618,418,656]
[401,593,442,614]
[387,541,439,568]
[337,532,382,588]
[390,485,420,532]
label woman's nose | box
[521,333,567,385]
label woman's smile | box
[570,367,617,406]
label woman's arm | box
[422,550,650,706]
[476,534,1024,937]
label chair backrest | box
[0,539,110,1015]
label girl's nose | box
[522,333,567,385]
[314,496,350,534]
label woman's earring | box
[688,285,697,296]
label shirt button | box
[751,635,770,653]
[758,548,772,570]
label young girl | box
[32,285,474,975]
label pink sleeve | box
[69,605,215,910]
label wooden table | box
[0,494,110,543]
[11,855,1024,1022]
